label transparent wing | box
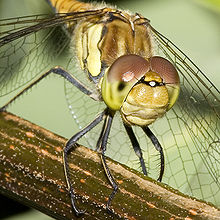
[0,17,69,99]
[148,25,220,206]
[0,10,106,98]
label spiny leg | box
[142,126,164,182]
[124,123,147,175]
[0,66,100,111]
[63,110,105,216]
[96,110,118,212]
[95,118,105,152]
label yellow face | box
[101,55,180,126]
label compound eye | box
[102,54,150,110]
[149,56,179,85]
[107,54,150,83]
[149,56,180,109]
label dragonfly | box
[0,0,219,216]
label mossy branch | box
[0,111,219,219]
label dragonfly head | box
[101,55,180,126]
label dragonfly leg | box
[96,110,118,212]
[63,110,105,216]
[124,123,148,175]
[0,66,100,111]
[142,126,164,182]
[95,119,105,152]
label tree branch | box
[0,111,219,219]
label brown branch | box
[0,111,219,219]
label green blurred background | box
[0,0,219,219]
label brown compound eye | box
[102,54,150,110]
[149,56,180,109]
[107,54,150,83]
[149,56,179,85]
